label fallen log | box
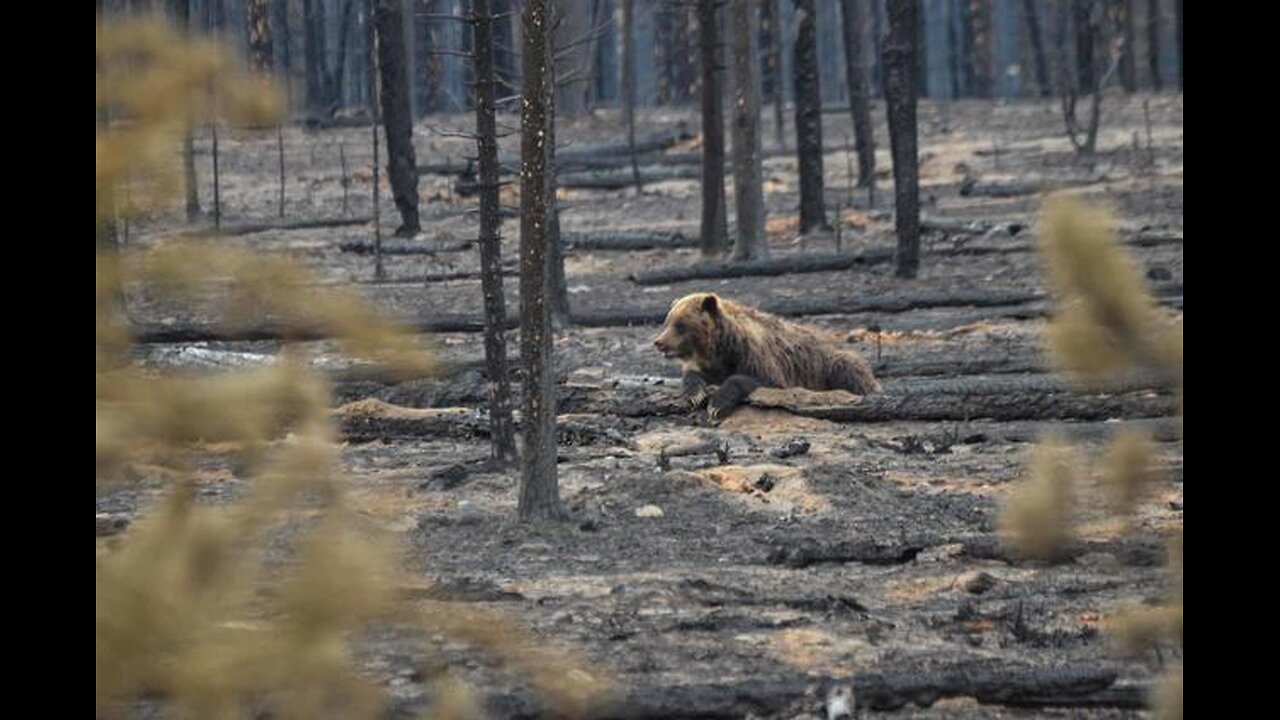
[748,372,1176,423]
[557,165,702,189]
[175,216,372,238]
[332,399,659,445]
[417,128,697,176]
[563,230,696,251]
[337,230,694,255]
[629,236,1183,285]
[338,237,474,255]
[557,126,696,162]
[483,660,1136,718]
[769,533,1166,569]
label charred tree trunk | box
[1060,0,1104,156]
[1073,0,1095,92]
[471,0,518,465]
[793,0,828,234]
[766,0,786,149]
[1112,0,1136,92]
[729,0,769,261]
[553,0,589,116]
[169,0,201,222]
[369,0,384,278]
[840,0,876,189]
[494,0,517,97]
[303,0,328,114]
[375,0,421,236]
[698,0,731,257]
[1174,0,1181,90]
[518,0,566,521]
[1145,0,1161,90]
[883,0,919,278]
[621,0,642,191]
[970,0,993,98]
[247,0,274,72]
[545,11,571,327]
[1023,0,1052,97]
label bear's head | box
[653,293,721,369]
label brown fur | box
[653,292,882,395]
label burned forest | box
[98,1,1183,718]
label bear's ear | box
[701,294,719,316]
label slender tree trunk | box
[545,35,571,328]
[621,0,642,191]
[553,0,589,116]
[841,1,877,169]
[793,0,828,234]
[247,0,274,72]
[375,0,421,236]
[370,0,384,278]
[729,0,768,261]
[471,0,518,465]
[1174,0,1181,90]
[169,0,201,222]
[1023,0,1052,96]
[494,0,517,97]
[970,0,993,97]
[883,0,919,278]
[698,0,730,256]
[766,0,785,149]
[330,0,357,107]
[841,0,876,189]
[274,0,293,102]
[518,0,566,521]
[1074,0,1095,92]
[303,0,328,114]
[1114,0,1136,92]
[97,1,124,320]
[1145,0,1161,90]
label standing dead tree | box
[883,0,919,279]
[1113,0,1136,93]
[1057,0,1116,157]
[621,0,642,192]
[1145,0,1161,90]
[697,0,730,256]
[1023,0,1053,97]
[729,0,769,261]
[518,0,567,521]
[375,0,421,236]
[303,0,357,117]
[840,0,876,191]
[1174,0,1181,90]
[169,0,201,222]
[472,0,518,465]
[765,0,786,149]
[368,0,384,279]
[793,0,828,234]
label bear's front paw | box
[684,386,710,410]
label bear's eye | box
[674,321,688,333]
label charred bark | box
[883,0,920,278]
[841,0,876,189]
[729,0,769,261]
[1023,0,1052,97]
[698,0,730,256]
[375,0,421,236]
[518,0,567,521]
[793,0,828,234]
[472,0,517,464]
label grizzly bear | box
[652,292,881,421]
